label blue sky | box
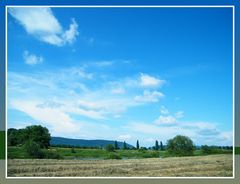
[7,7,233,147]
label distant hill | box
[50,137,134,149]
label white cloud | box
[160,105,169,115]
[118,134,131,141]
[175,111,184,118]
[23,50,43,65]
[62,18,79,44]
[111,87,125,94]
[9,7,78,46]
[127,121,232,146]
[155,109,184,125]
[92,61,113,67]
[65,67,93,80]
[10,100,81,135]
[140,73,165,88]
[7,69,139,121]
[134,90,164,103]
[155,115,177,125]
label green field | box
[8,146,232,160]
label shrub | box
[166,135,194,156]
[24,140,44,158]
[71,147,76,153]
[105,144,114,152]
[201,145,212,154]
[43,150,63,159]
[107,152,121,159]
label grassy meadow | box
[8,146,232,160]
[7,154,233,177]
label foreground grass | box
[7,154,232,177]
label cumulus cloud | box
[23,50,43,65]
[9,7,78,46]
[140,73,165,88]
[155,115,177,125]
[134,90,164,103]
[155,109,184,126]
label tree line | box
[8,125,233,158]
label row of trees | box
[112,140,165,151]
[109,135,232,156]
[8,125,232,158]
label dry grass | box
[7,154,232,177]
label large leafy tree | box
[166,135,194,156]
[8,125,51,148]
[24,125,51,148]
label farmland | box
[7,154,232,177]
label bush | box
[107,153,121,159]
[105,144,114,152]
[201,145,212,154]
[71,147,76,153]
[43,150,63,159]
[24,140,44,158]
[166,135,194,156]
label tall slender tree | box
[114,140,119,150]
[155,140,159,150]
[123,141,127,150]
[160,141,163,151]
[136,140,139,150]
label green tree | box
[106,144,114,152]
[201,145,211,154]
[160,141,163,150]
[155,140,159,150]
[114,140,119,150]
[24,125,51,148]
[7,128,18,146]
[166,135,194,156]
[136,140,139,150]
[123,141,127,150]
[24,140,44,158]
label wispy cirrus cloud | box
[160,105,169,115]
[8,67,166,123]
[134,90,164,103]
[8,7,78,46]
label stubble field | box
[7,154,232,177]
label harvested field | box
[7,154,233,177]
